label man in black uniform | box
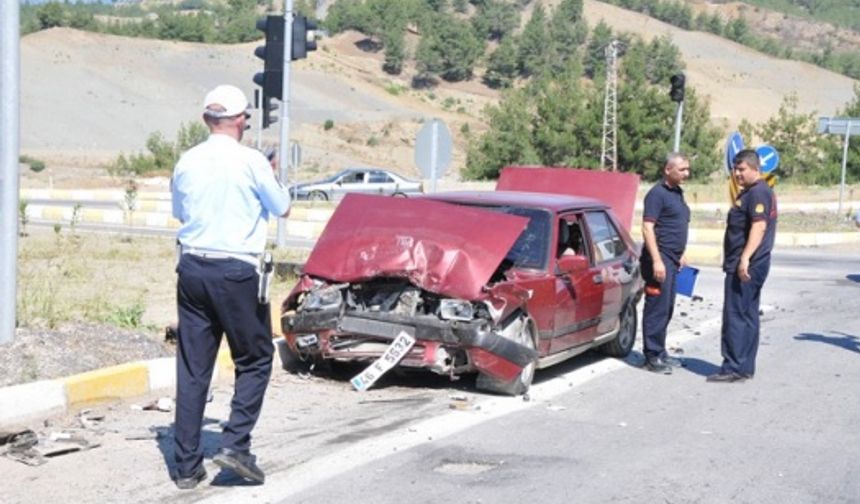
[708,149,777,383]
[640,153,691,374]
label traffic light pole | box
[1,1,20,345]
[276,0,293,249]
[673,101,684,152]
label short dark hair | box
[733,149,760,170]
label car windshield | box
[461,205,551,270]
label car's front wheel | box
[308,190,328,201]
[476,315,537,396]
[600,301,637,357]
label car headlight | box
[439,299,475,321]
[303,286,343,311]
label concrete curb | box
[0,348,236,428]
[1,303,284,427]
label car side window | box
[557,216,586,259]
[368,171,393,183]
[342,171,365,184]
[583,211,625,263]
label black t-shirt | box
[642,181,690,265]
[723,179,778,273]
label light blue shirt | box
[171,134,291,254]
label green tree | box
[548,0,588,75]
[37,2,66,29]
[483,35,519,88]
[517,3,550,78]
[472,0,519,41]
[382,26,407,74]
[584,20,613,80]
[415,13,484,82]
[464,89,540,180]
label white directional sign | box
[818,117,860,136]
[817,116,860,214]
[415,119,453,192]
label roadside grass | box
[17,228,305,331]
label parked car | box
[280,168,643,395]
[289,168,423,201]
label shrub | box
[323,119,335,131]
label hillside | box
[17,0,858,186]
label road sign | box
[756,144,779,174]
[818,116,860,215]
[725,131,744,174]
[415,119,452,192]
[818,117,860,136]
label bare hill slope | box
[18,2,858,180]
[582,0,858,129]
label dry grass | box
[16,227,306,331]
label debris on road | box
[131,397,174,412]
[2,428,99,466]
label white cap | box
[203,85,250,118]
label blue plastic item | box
[676,266,699,297]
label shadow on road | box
[795,332,860,354]
[847,274,860,283]
[154,417,261,487]
[677,357,721,377]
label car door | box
[550,213,605,352]
[582,210,631,336]
[366,170,395,195]
[333,170,367,199]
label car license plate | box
[350,331,416,392]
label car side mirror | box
[557,254,589,274]
[336,180,343,186]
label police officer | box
[170,84,291,488]
[640,152,690,374]
[708,149,777,383]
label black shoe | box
[661,355,683,368]
[644,358,672,374]
[175,467,207,490]
[213,448,265,483]
[706,372,746,383]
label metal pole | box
[276,0,293,248]
[1,1,21,344]
[839,121,851,216]
[255,89,262,150]
[673,101,684,152]
[430,120,438,193]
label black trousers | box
[173,254,274,478]
[641,252,678,360]
[720,261,770,376]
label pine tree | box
[517,3,550,78]
[484,36,519,89]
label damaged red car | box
[280,168,644,395]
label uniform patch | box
[755,203,765,213]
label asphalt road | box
[2,248,858,503]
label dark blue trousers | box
[720,261,770,376]
[641,252,678,360]
[174,254,274,478]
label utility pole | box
[0,1,21,345]
[601,40,619,172]
[276,0,293,248]
[1,0,20,344]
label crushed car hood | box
[496,166,640,230]
[302,194,529,300]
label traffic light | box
[254,15,285,100]
[669,73,685,103]
[291,15,318,61]
[261,94,279,129]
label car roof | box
[423,190,608,213]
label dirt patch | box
[0,323,174,388]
